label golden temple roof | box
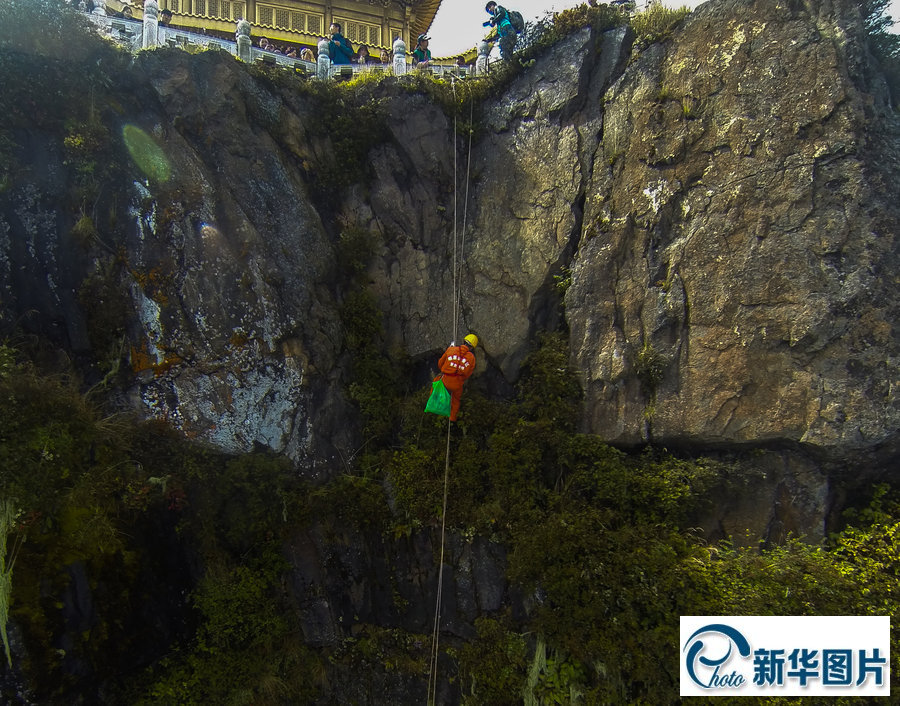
[412,0,443,38]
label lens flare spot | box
[199,223,220,239]
[122,124,171,183]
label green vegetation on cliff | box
[4,332,895,703]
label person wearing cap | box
[483,2,516,60]
[412,33,433,68]
[435,334,478,421]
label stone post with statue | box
[392,37,406,76]
[142,0,158,49]
[476,39,490,75]
[235,18,251,62]
[317,37,330,79]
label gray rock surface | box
[0,0,895,486]
[566,0,899,463]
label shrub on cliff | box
[0,0,109,61]
[0,344,149,700]
[518,2,627,56]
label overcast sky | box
[428,0,900,57]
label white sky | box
[428,0,900,57]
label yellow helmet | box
[464,333,479,348]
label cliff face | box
[567,0,900,465]
[1,0,897,492]
[2,1,900,702]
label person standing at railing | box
[380,48,391,65]
[111,3,133,19]
[356,44,373,65]
[159,8,186,31]
[301,47,315,62]
[328,22,353,64]
[411,33,432,68]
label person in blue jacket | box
[328,22,353,64]
[483,2,516,60]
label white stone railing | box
[80,5,488,78]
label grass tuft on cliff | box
[630,0,691,45]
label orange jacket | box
[438,344,475,381]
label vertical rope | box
[427,79,476,706]
[427,79,459,706]
[427,427,453,706]
[451,79,460,343]
[458,91,474,306]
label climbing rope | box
[426,77,475,706]
[457,92,475,325]
[426,426,452,705]
[452,78,459,345]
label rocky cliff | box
[4,0,897,527]
[569,0,899,464]
[2,0,899,702]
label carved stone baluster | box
[235,19,251,62]
[142,0,158,49]
[392,37,406,76]
[476,39,490,76]
[317,37,331,80]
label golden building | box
[158,0,443,52]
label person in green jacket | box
[328,22,353,64]
[412,33,433,68]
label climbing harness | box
[426,78,475,706]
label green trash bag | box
[425,379,451,417]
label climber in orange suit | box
[435,333,478,421]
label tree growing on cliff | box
[0,499,18,668]
[860,0,900,57]
[859,0,900,103]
